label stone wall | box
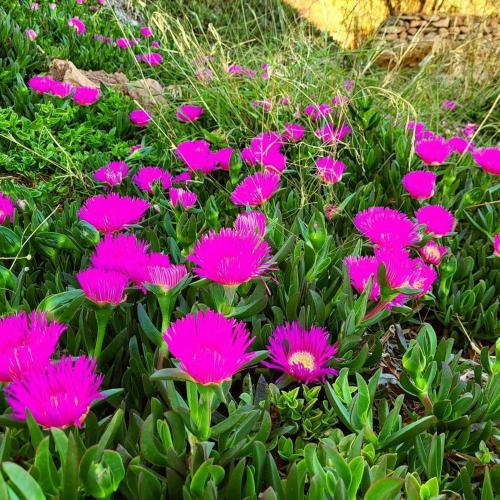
[375,13,499,67]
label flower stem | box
[157,293,172,332]
[94,308,112,361]
[363,300,388,322]
[198,387,214,441]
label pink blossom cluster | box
[27,75,100,105]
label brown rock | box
[385,33,399,41]
[49,59,98,88]
[438,28,449,35]
[410,20,424,28]
[460,26,470,33]
[433,18,450,28]
[126,78,166,109]
[449,27,460,35]
[383,26,404,34]
[423,15,440,22]
[408,27,418,35]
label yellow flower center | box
[426,246,440,260]
[288,351,315,371]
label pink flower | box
[228,65,257,78]
[494,234,500,257]
[140,26,153,37]
[133,166,173,194]
[129,144,143,154]
[28,75,53,94]
[332,94,349,106]
[141,260,187,292]
[130,109,152,127]
[263,322,338,384]
[316,157,347,184]
[231,171,280,207]
[5,356,103,428]
[176,104,204,123]
[343,79,355,92]
[401,171,437,200]
[472,147,500,175]
[77,268,128,305]
[304,103,332,120]
[188,228,273,286]
[442,100,457,110]
[240,147,257,166]
[93,161,128,188]
[214,147,234,170]
[0,312,66,383]
[463,123,477,138]
[68,17,86,35]
[140,52,163,66]
[30,2,39,9]
[164,309,255,384]
[78,193,150,233]
[116,37,132,49]
[173,172,192,184]
[407,121,426,136]
[0,193,15,224]
[72,87,100,106]
[169,188,197,209]
[25,29,37,41]
[234,211,267,237]
[415,205,456,238]
[282,123,305,142]
[49,81,73,98]
[280,96,290,106]
[345,247,437,307]
[415,137,452,165]
[315,123,352,143]
[420,241,448,266]
[448,136,474,154]
[176,140,217,173]
[91,233,149,285]
[151,41,160,49]
[354,207,420,248]
[252,100,272,111]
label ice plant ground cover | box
[0,0,499,499]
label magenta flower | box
[140,52,163,66]
[72,87,100,106]
[345,247,437,307]
[0,312,66,383]
[78,193,150,233]
[116,37,132,49]
[252,99,272,111]
[415,205,456,238]
[234,211,267,237]
[263,322,338,384]
[28,75,53,94]
[140,26,153,37]
[231,172,280,207]
[163,309,255,385]
[494,234,500,257]
[343,79,355,92]
[68,17,86,35]
[77,268,128,306]
[304,103,332,120]
[129,144,143,154]
[0,193,15,224]
[415,137,452,165]
[250,132,283,157]
[442,100,457,110]
[240,147,257,166]
[173,172,192,184]
[316,157,347,184]
[401,171,437,200]
[169,188,197,209]
[315,123,352,143]
[188,228,273,286]
[142,260,187,292]
[472,147,500,175]
[25,29,37,41]
[91,233,149,285]
[176,104,204,123]
[176,140,217,173]
[49,81,73,98]
[93,161,128,188]
[448,136,474,154]
[463,124,477,138]
[332,94,349,106]
[354,207,420,248]
[130,109,152,127]
[420,241,448,266]
[5,356,103,428]
[407,121,426,136]
[214,147,234,171]
[133,166,173,194]
[283,123,305,142]
[30,2,39,9]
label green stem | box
[94,308,112,361]
[157,293,172,332]
[363,300,388,322]
[198,387,214,441]
[223,285,237,309]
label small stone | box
[383,26,404,34]
[449,27,460,35]
[408,27,418,35]
[410,20,424,28]
[433,18,450,28]
[385,34,399,41]
[460,26,470,33]
[438,28,449,35]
